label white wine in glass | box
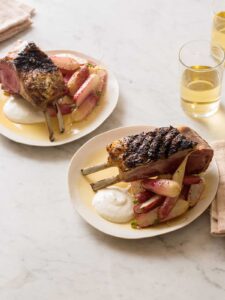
[181,66,221,117]
[212,1,225,50]
[179,41,224,118]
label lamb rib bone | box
[55,102,65,133]
[44,111,54,142]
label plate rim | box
[0,49,119,147]
[68,125,219,239]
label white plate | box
[0,50,119,146]
[68,125,219,239]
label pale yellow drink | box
[212,11,225,50]
[181,66,221,117]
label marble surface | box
[0,0,225,299]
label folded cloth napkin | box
[210,140,225,236]
[0,1,35,42]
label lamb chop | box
[81,126,213,191]
[0,41,66,141]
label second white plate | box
[68,125,219,239]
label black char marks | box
[123,126,196,169]
[14,42,57,73]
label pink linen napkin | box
[210,140,225,236]
[0,1,35,42]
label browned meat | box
[81,126,214,191]
[0,41,67,141]
[0,42,66,110]
[107,126,196,171]
[107,126,213,181]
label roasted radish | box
[63,72,73,83]
[90,68,107,95]
[133,195,164,214]
[67,65,89,96]
[134,190,154,203]
[134,207,159,228]
[183,176,201,185]
[163,199,189,221]
[73,74,100,107]
[187,180,205,207]
[158,196,178,220]
[134,199,189,228]
[180,185,190,200]
[50,56,80,74]
[142,179,181,197]
[47,96,74,116]
[72,93,98,122]
[172,154,190,186]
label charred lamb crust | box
[108,126,196,170]
[12,42,66,109]
[14,42,57,73]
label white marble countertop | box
[0,0,225,299]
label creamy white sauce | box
[92,187,134,223]
[3,95,45,124]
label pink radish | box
[142,179,181,197]
[50,56,80,74]
[163,199,189,221]
[183,176,201,185]
[73,74,100,107]
[67,65,89,96]
[133,195,164,214]
[96,69,107,95]
[134,199,189,228]
[187,180,205,207]
[135,190,154,203]
[134,207,159,228]
[158,196,178,220]
[72,93,98,122]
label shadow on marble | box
[82,212,225,260]
[189,104,225,141]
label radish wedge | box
[172,153,192,187]
[134,207,159,228]
[163,199,189,221]
[134,190,154,203]
[142,179,181,197]
[187,180,205,207]
[67,65,89,96]
[133,199,189,228]
[95,69,107,95]
[183,176,201,185]
[180,185,190,200]
[50,56,80,73]
[72,93,97,122]
[133,195,164,214]
[158,196,178,220]
[73,74,100,107]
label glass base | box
[181,100,220,118]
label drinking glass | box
[179,40,224,118]
[212,0,225,50]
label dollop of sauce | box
[92,187,134,223]
[3,95,45,124]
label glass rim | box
[212,0,225,16]
[179,39,225,71]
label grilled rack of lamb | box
[81,126,213,191]
[0,41,66,141]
